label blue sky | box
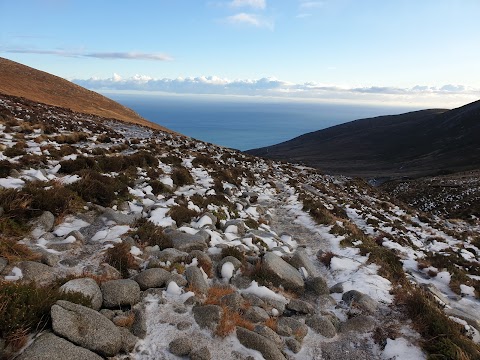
[1,0,479,107]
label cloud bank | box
[72,74,479,107]
[230,0,266,9]
[4,49,173,61]
[225,13,273,29]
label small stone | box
[193,305,222,330]
[277,318,308,340]
[18,261,57,285]
[134,268,171,290]
[236,327,286,360]
[221,292,245,311]
[185,266,209,295]
[244,306,270,323]
[184,295,201,306]
[190,346,211,360]
[286,299,316,315]
[305,315,337,338]
[254,325,283,347]
[119,327,138,353]
[340,315,376,334]
[306,276,329,295]
[131,304,147,339]
[176,321,192,330]
[285,338,302,353]
[169,337,192,356]
[342,290,377,313]
[100,309,115,321]
[174,304,188,314]
[60,277,103,310]
[261,253,304,293]
[101,279,141,308]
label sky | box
[1,0,479,108]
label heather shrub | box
[131,218,172,249]
[171,166,194,187]
[104,242,137,278]
[168,205,198,226]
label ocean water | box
[107,93,417,151]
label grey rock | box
[261,253,304,293]
[16,332,102,360]
[321,338,375,360]
[236,327,286,360]
[316,295,337,308]
[165,230,208,252]
[185,266,209,295]
[217,256,242,276]
[60,258,81,267]
[221,292,245,311]
[305,315,337,338]
[305,276,329,296]
[60,278,103,310]
[286,299,316,315]
[151,248,188,264]
[242,293,265,307]
[200,212,217,227]
[168,273,188,287]
[285,338,302,354]
[0,257,8,273]
[289,248,317,277]
[101,279,141,308]
[51,300,122,357]
[193,305,222,330]
[184,295,201,306]
[329,283,343,294]
[176,321,192,330]
[277,318,308,340]
[342,290,377,313]
[340,315,376,334]
[119,327,138,353]
[444,307,480,332]
[188,250,213,267]
[263,298,286,315]
[190,346,212,360]
[244,306,270,323]
[223,219,246,235]
[134,268,171,290]
[102,208,140,225]
[40,251,60,267]
[132,304,147,339]
[169,337,192,356]
[254,325,283,347]
[18,261,57,285]
[30,211,55,238]
[174,304,188,314]
[322,313,341,330]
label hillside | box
[0,57,171,132]
[1,94,479,360]
[247,100,480,178]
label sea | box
[106,93,418,151]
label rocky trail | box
[0,94,479,360]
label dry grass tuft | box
[0,237,39,262]
[103,242,137,278]
[317,251,335,268]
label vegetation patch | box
[131,218,172,249]
[103,242,137,278]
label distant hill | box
[0,57,172,132]
[247,100,480,178]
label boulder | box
[119,327,138,353]
[305,276,329,296]
[286,299,316,315]
[16,332,102,360]
[165,230,208,252]
[134,268,171,290]
[131,304,147,339]
[60,278,103,310]
[223,219,246,235]
[244,306,270,323]
[340,315,376,334]
[276,318,308,340]
[220,292,245,312]
[30,211,55,238]
[289,248,318,277]
[185,266,209,295]
[169,337,192,356]
[193,305,222,330]
[51,300,122,357]
[150,248,189,264]
[305,315,337,338]
[101,279,141,308]
[236,327,286,360]
[102,208,140,225]
[40,251,60,267]
[285,338,302,354]
[18,261,57,285]
[253,324,284,347]
[190,346,212,360]
[342,290,377,314]
[261,253,304,293]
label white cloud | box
[299,1,324,9]
[72,74,480,107]
[230,0,266,9]
[225,12,273,29]
[4,49,173,61]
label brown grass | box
[204,285,235,305]
[215,305,255,337]
[113,312,135,328]
[317,251,335,268]
[0,237,39,262]
[265,317,278,331]
[103,242,137,278]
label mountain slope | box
[247,100,480,178]
[0,57,172,132]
